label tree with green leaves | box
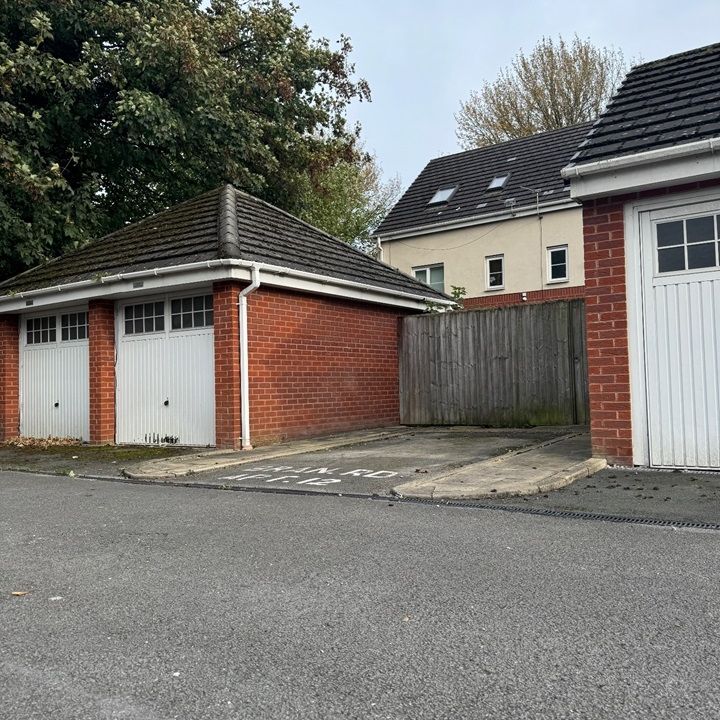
[299,150,400,255]
[456,35,627,149]
[0,0,373,277]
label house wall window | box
[413,264,445,293]
[486,255,504,290]
[547,245,569,282]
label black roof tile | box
[0,185,447,301]
[568,43,720,166]
[374,123,591,237]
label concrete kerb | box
[392,433,605,501]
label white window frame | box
[412,264,445,293]
[547,244,569,284]
[485,254,505,291]
[118,289,214,340]
[22,306,89,349]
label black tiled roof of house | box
[568,43,720,167]
[0,185,448,300]
[374,123,592,237]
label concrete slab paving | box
[393,433,604,500]
[121,426,581,498]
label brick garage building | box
[563,43,720,469]
[0,185,451,449]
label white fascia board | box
[0,258,447,314]
[374,199,579,243]
[563,138,720,199]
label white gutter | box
[238,264,261,450]
[374,198,578,242]
[0,257,452,308]
[561,136,720,179]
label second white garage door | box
[116,294,215,446]
[640,198,720,469]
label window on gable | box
[547,245,569,282]
[413,264,445,293]
[171,295,213,330]
[486,255,504,289]
[26,316,56,345]
[428,187,457,205]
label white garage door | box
[20,310,89,440]
[116,294,215,446]
[640,199,720,469]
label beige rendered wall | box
[380,206,584,298]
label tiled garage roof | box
[568,43,720,166]
[374,123,592,237]
[0,185,448,300]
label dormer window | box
[428,186,457,205]
[487,175,509,190]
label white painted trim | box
[0,258,452,314]
[546,244,569,284]
[624,186,720,467]
[565,146,720,200]
[374,199,578,242]
[485,254,505,291]
[562,136,720,179]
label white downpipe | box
[239,264,261,450]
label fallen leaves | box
[11,591,29,596]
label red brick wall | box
[247,287,411,445]
[464,285,585,309]
[0,315,19,440]
[583,179,720,465]
[213,281,242,449]
[88,300,116,444]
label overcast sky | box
[293,0,720,187]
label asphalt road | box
[1,471,719,720]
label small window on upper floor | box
[413,264,445,293]
[428,186,457,205]
[547,245,569,283]
[486,255,504,290]
[487,175,509,191]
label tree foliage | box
[456,35,627,149]
[298,151,400,255]
[0,0,371,276]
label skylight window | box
[487,175,509,190]
[428,186,457,204]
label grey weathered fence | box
[399,300,588,426]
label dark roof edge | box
[217,184,240,258]
[373,197,579,239]
[423,121,596,166]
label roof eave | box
[373,197,579,241]
[563,137,720,200]
[0,258,453,313]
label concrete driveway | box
[136,427,571,496]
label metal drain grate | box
[383,495,720,531]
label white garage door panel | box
[116,296,215,447]
[21,343,89,440]
[642,202,720,469]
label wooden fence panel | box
[399,300,589,426]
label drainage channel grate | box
[385,495,720,531]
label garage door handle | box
[54,402,59,408]
[164,399,169,406]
